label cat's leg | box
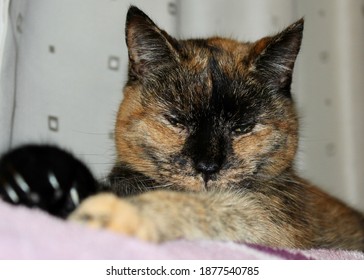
[69,192,160,241]
[68,190,311,248]
[0,145,97,217]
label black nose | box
[195,160,221,183]
[196,161,220,174]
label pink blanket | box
[0,200,363,260]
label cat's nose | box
[195,160,220,182]
[196,161,219,174]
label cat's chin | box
[166,174,243,192]
[171,176,206,192]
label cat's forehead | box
[174,38,256,101]
[153,39,264,121]
[180,37,252,73]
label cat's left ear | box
[246,19,304,96]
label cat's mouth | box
[158,159,245,191]
[201,173,218,187]
[163,172,213,192]
[169,172,227,192]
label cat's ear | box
[125,6,180,79]
[246,19,304,96]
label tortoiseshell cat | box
[1,6,364,250]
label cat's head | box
[115,6,303,191]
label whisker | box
[147,183,173,189]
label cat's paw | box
[68,193,159,242]
[0,145,97,217]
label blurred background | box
[0,0,363,211]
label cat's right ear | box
[125,6,180,79]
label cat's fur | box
[0,6,363,251]
[69,7,364,251]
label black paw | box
[0,145,97,218]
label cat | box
[1,6,364,251]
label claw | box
[4,184,19,203]
[13,172,30,194]
[69,185,80,206]
[48,171,63,199]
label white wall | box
[1,0,363,211]
[178,0,296,40]
[295,0,364,211]
[0,0,13,154]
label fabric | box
[0,200,363,260]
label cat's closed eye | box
[231,122,255,136]
[164,115,187,133]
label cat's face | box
[115,7,302,191]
